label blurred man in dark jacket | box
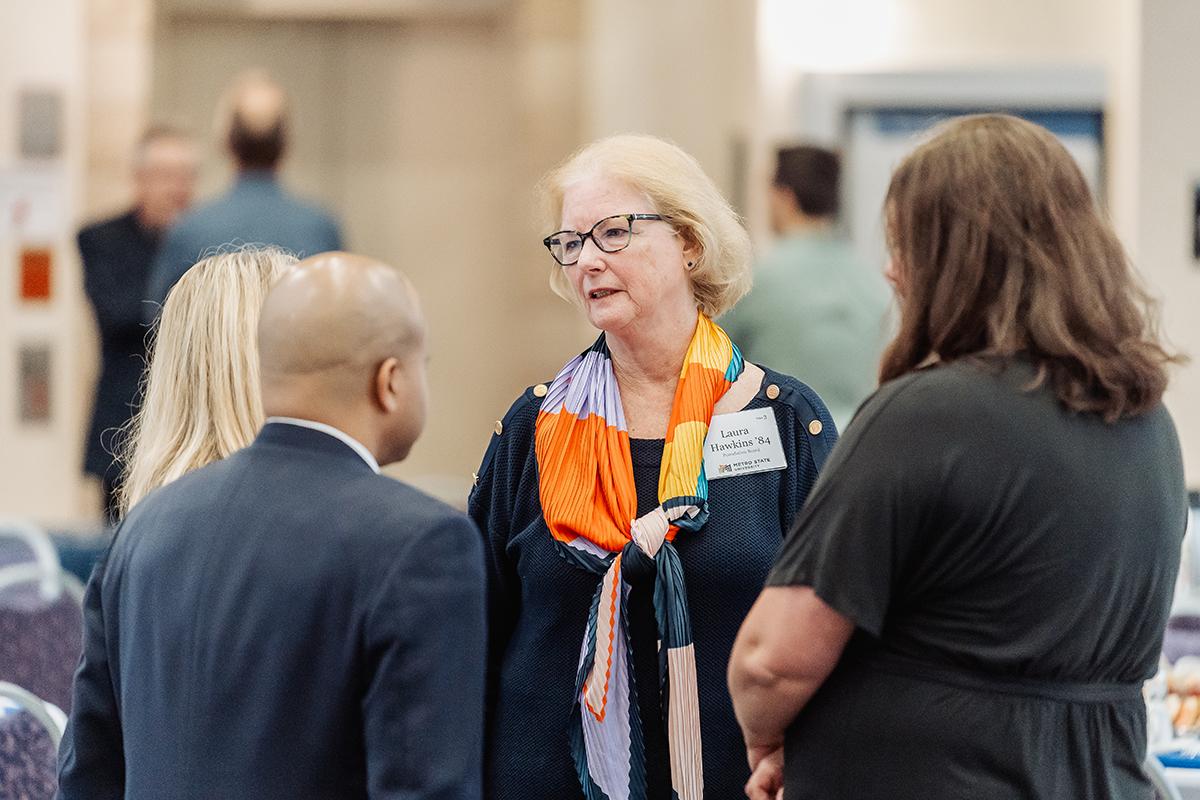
[78,125,196,522]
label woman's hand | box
[744,744,784,800]
[746,740,778,771]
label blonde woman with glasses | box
[117,247,297,517]
[469,134,839,800]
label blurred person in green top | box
[724,145,891,431]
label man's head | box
[133,125,197,231]
[769,145,841,235]
[219,70,289,172]
[257,252,428,466]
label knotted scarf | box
[534,311,743,800]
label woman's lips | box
[588,288,620,299]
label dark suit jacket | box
[77,211,158,479]
[57,423,486,799]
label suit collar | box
[253,422,379,474]
[264,417,380,473]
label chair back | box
[0,682,62,800]
[0,520,84,713]
[0,518,60,600]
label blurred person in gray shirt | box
[724,145,890,431]
[147,70,342,315]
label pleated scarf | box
[534,311,743,800]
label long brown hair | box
[881,113,1180,421]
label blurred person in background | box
[729,114,1187,800]
[723,145,890,431]
[117,247,295,517]
[78,124,197,523]
[59,252,485,799]
[146,69,342,312]
[469,134,838,800]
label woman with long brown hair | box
[729,114,1187,799]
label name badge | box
[703,408,787,479]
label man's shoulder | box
[78,210,135,245]
[174,192,243,231]
[159,197,237,251]
[275,188,340,233]
[321,475,482,571]
[360,474,474,526]
[121,450,244,518]
[119,450,476,557]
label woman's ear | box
[679,228,702,270]
[374,357,401,413]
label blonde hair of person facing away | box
[540,133,753,319]
[118,247,297,517]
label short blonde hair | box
[538,134,752,318]
[117,247,297,516]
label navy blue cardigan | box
[468,366,838,799]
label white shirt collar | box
[264,416,381,474]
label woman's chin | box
[586,307,634,333]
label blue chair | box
[0,682,62,800]
[0,519,84,714]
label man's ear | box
[374,357,401,413]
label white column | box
[1128,0,1200,484]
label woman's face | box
[558,174,697,336]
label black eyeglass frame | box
[542,213,669,266]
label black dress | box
[768,358,1188,799]
[469,367,838,800]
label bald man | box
[59,254,486,800]
[146,70,343,315]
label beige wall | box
[85,0,156,218]
[0,0,90,524]
[583,0,758,205]
[1133,0,1200,485]
[151,4,589,502]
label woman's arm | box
[728,586,853,772]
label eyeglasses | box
[543,213,669,266]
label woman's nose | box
[578,237,606,271]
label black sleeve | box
[361,514,487,799]
[766,375,935,637]
[466,401,527,688]
[56,553,125,799]
[78,228,145,339]
[772,376,840,542]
